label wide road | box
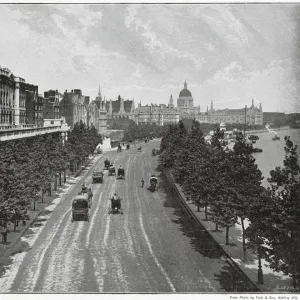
[0,140,249,292]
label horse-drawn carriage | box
[117,167,125,179]
[104,159,110,170]
[71,194,90,222]
[149,176,158,192]
[108,196,123,214]
[78,187,93,207]
[92,170,104,183]
[152,148,156,156]
[108,165,116,176]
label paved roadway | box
[1,140,248,292]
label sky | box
[1,4,300,113]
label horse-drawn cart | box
[117,168,125,179]
[71,194,90,222]
[108,166,116,176]
[108,197,123,214]
[104,159,110,170]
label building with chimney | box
[106,95,135,120]
[207,99,263,125]
[59,89,89,128]
[44,90,62,120]
[25,83,44,127]
[134,95,180,125]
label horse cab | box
[71,194,90,222]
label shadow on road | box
[214,263,257,292]
[158,170,258,292]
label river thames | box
[252,128,300,186]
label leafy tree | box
[266,136,300,288]
[173,120,205,185]
[231,133,264,260]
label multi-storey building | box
[16,77,26,126]
[44,90,62,119]
[88,100,100,131]
[134,95,180,125]
[194,112,208,123]
[0,67,14,127]
[25,83,44,127]
[0,66,27,127]
[208,100,263,125]
[60,89,89,128]
[105,95,135,120]
[35,95,44,127]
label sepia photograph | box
[0,2,299,295]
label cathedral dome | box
[179,89,192,97]
[178,80,192,98]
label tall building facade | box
[0,66,28,127]
[208,99,263,125]
[0,67,15,127]
[25,83,44,127]
[134,95,180,125]
[44,90,62,119]
[60,89,89,128]
[106,95,135,120]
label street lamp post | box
[257,247,264,284]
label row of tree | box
[160,120,300,288]
[0,121,102,236]
[123,120,167,142]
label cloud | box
[132,69,141,78]
[0,4,299,113]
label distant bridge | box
[0,124,70,142]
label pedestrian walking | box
[141,178,145,188]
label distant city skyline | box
[1,4,300,112]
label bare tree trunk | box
[64,170,66,183]
[197,198,201,212]
[215,223,218,231]
[48,182,52,196]
[54,176,57,191]
[59,172,62,186]
[226,226,229,245]
[205,204,208,220]
[292,273,297,289]
[241,217,247,261]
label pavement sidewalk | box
[0,155,96,260]
[167,172,294,293]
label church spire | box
[184,80,187,90]
[211,100,213,110]
[169,94,174,108]
[98,84,101,97]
